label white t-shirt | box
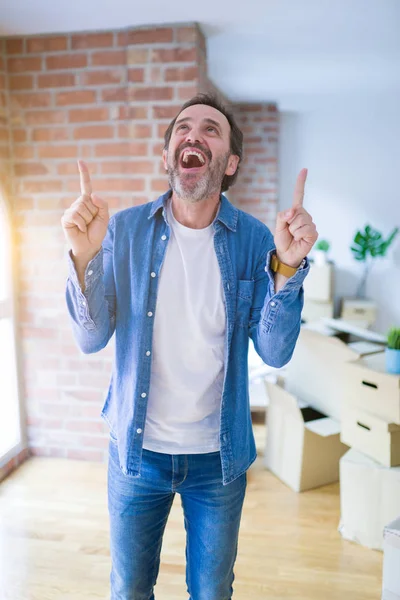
[142,199,226,454]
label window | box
[0,197,22,461]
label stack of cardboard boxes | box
[263,321,400,564]
[262,303,400,594]
[339,352,400,551]
[302,261,335,322]
[302,259,379,328]
[264,326,385,492]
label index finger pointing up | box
[78,160,92,197]
[292,168,308,209]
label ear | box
[162,149,168,171]
[225,155,240,177]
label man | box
[62,93,318,600]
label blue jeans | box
[107,437,247,600]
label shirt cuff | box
[265,249,310,290]
[67,248,103,293]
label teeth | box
[182,150,205,164]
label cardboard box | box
[285,327,385,421]
[265,381,348,492]
[382,517,400,599]
[345,353,400,424]
[340,297,377,326]
[339,449,400,550]
[302,298,334,322]
[303,261,334,302]
[341,406,400,467]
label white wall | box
[279,95,400,334]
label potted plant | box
[313,239,330,266]
[351,225,398,298]
[386,327,400,374]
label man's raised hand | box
[61,160,109,259]
[274,168,318,268]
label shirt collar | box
[148,189,238,232]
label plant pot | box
[385,347,400,374]
[314,250,328,266]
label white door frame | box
[0,190,27,468]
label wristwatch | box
[270,253,305,278]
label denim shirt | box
[66,190,309,485]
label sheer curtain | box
[0,197,22,461]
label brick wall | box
[229,103,279,231]
[3,24,209,462]
[0,24,279,469]
[0,39,11,194]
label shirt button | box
[88,270,93,276]
[264,266,268,272]
[151,272,156,278]
[147,311,153,317]
[136,428,142,434]
[141,393,147,398]
[146,351,151,356]
[81,300,86,306]
[270,301,276,307]
[161,235,167,241]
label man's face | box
[162,104,239,203]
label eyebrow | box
[174,116,222,133]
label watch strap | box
[270,253,299,278]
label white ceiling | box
[1,0,399,111]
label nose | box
[184,124,203,145]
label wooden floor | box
[0,425,382,600]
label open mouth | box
[180,149,207,170]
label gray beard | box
[167,151,230,204]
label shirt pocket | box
[236,279,255,327]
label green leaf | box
[385,227,399,248]
[377,242,388,256]
[352,224,399,262]
[388,327,400,349]
[354,232,365,245]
